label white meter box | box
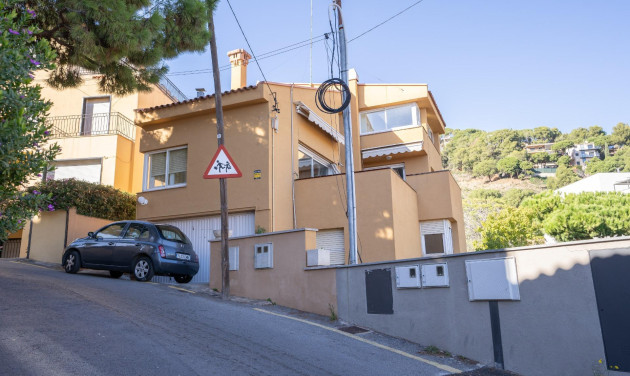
[465,257,520,301]
[395,265,421,288]
[421,263,449,287]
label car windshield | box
[156,225,189,244]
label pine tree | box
[23,0,215,95]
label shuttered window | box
[145,146,187,190]
[420,220,454,256]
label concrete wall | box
[19,209,111,264]
[209,229,337,316]
[336,239,630,376]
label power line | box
[348,0,426,43]
[226,0,280,112]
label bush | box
[28,179,135,221]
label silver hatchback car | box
[62,220,199,283]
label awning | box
[295,101,345,145]
[362,142,424,159]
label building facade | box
[133,50,467,282]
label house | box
[556,172,630,195]
[134,49,466,283]
[525,142,555,154]
[567,142,601,168]
[37,69,186,193]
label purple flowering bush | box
[0,1,59,242]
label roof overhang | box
[295,101,345,145]
[361,141,423,159]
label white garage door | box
[153,212,255,283]
[53,159,102,184]
[316,229,345,265]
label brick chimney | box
[227,49,251,90]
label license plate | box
[176,253,191,261]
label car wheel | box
[174,275,193,284]
[133,257,154,282]
[63,251,80,274]
[109,271,123,279]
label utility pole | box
[334,0,358,265]
[208,7,230,299]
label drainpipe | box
[63,209,69,248]
[26,221,33,259]
[271,109,275,232]
[290,84,297,229]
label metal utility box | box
[395,265,421,288]
[421,263,449,287]
[465,257,520,301]
[306,249,344,267]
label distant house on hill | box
[525,142,555,154]
[567,142,601,168]
[556,172,630,195]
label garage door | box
[316,229,345,265]
[154,212,255,283]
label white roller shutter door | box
[316,229,345,265]
[53,160,102,184]
[154,212,255,283]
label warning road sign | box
[203,145,242,179]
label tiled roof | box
[136,84,259,113]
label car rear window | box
[156,225,189,244]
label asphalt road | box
[0,260,476,376]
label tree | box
[546,165,580,190]
[0,2,59,242]
[473,160,498,182]
[530,152,550,165]
[496,156,521,178]
[473,207,544,251]
[24,0,213,94]
[557,155,571,168]
[552,139,574,154]
[587,125,605,139]
[519,160,534,176]
[530,126,560,143]
[610,122,630,146]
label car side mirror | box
[88,232,94,238]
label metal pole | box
[334,0,358,265]
[208,8,230,299]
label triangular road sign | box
[203,145,242,179]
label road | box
[0,260,473,376]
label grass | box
[266,298,276,306]
[328,304,337,321]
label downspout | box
[63,209,69,248]
[26,220,33,259]
[290,84,297,229]
[271,110,275,232]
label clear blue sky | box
[165,0,629,134]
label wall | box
[50,135,119,187]
[18,209,111,263]
[209,229,337,316]
[137,86,176,109]
[336,239,630,376]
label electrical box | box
[465,257,520,301]
[421,263,449,287]
[395,265,421,288]
[306,249,345,267]
[254,243,273,269]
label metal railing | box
[157,76,188,102]
[47,112,136,141]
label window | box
[254,243,273,269]
[298,145,335,179]
[96,223,126,239]
[420,220,453,256]
[145,147,187,190]
[424,234,445,254]
[124,224,151,240]
[359,103,420,134]
[229,246,239,271]
[156,225,189,244]
[364,163,405,180]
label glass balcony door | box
[82,97,111,135]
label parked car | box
[61,220,199,283]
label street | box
[0,260,473,376]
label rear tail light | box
[158,245,166,258]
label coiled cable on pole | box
[315,78,351,114]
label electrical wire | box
[226,0,280,112]
[348,0,426,43]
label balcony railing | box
[47,112,135,141]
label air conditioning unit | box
[306,248,345,267]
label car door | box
[115,223,153,268]
[82,223,128,267]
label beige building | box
[37,70,184,193]
[134,49,466,283]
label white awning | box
[362,142,424,159]
[295,101,345,145]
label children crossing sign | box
[203,145,242,179]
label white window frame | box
[359,103,420,135]
[364,163,406,180]
[143,146,188,191]
[297,145,338,178]
[420,220,454,256]
[254,243,273,269]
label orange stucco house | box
[133,49,466,283]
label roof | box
[136,84,259,113]
[556,172,630,195]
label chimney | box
[195,88,206,98]
[227,49,251,90]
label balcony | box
[48,112,135,141]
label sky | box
[165,0,630,134]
